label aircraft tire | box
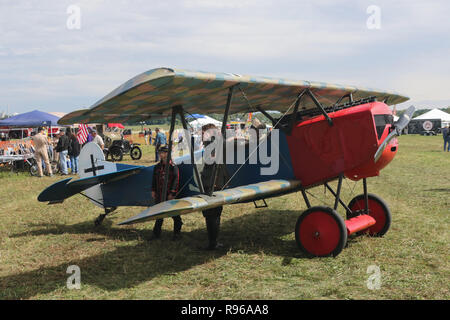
[295,206,347,257]
[347,194,391,237]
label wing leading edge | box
[118,179,302,225]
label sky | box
[1,0,449,115]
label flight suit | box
[32,132,53,177]
[151,160,182,237]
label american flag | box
[77,124,89,144]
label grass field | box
[0,135,448,299]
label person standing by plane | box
[443,125,450,152]
[150,146,182,240]
[32,127,53,177]
[200,123,229,250]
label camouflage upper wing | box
[118,179,302,225]
[58,67,409,125]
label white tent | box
[49,112,67,118]
[189,115,222,129]
[413,108,450,127]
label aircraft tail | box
[38,143,143,206]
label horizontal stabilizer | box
[118,179,301,225]
[37,166,143,203]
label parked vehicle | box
[102,126,142,162]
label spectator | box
[55,129,70,175]
[32,127,53,177]
[443,125,450,152]
[153,128,167,162]
[86,127,94,143]
[92,129,104,150]
[68,128,81,174]
[144,128,149,145]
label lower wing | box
[118,179,302,225]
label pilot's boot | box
[205,215,223,250]
[150,219,163,240]
[172,216,183,240]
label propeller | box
[374,105,415,162]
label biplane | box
[38,67,414,257]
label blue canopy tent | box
[0,110,62,139]
[0,110,61,127]
[185,113,205,119]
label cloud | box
[0,0,449,113]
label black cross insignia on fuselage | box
[84,154,105,176]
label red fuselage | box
[286,101,397,187]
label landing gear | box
[94,214,107,226]
[295,177,391,257]
[347,194,391,237]
[94,207,117,226]
[295,206,347,257]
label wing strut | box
[335,92,354,106]
[288,89,308,133]
[178,105,205,194]
[304,89,334,127]
[208,84,238,195]
[253,88,334,134]
[285,88,334,132]
[161,106,178,202]
[162,104,208,200]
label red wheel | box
[347,194,391,237]
[295,206,347,257]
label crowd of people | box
[31,126,105,177]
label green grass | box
[0,135,448,299]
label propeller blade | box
[374,130,397,162]
[374,105,415,162]
[394,105,415,133]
